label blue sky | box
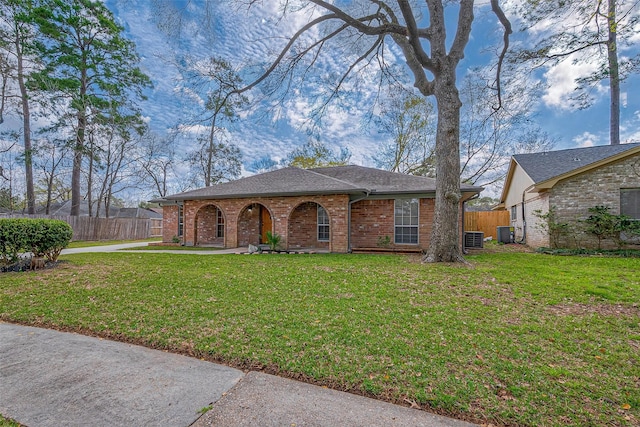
[104,0,640,186]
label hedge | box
[0,218,73,264]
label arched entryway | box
[237,203,273,246]
[288,201,330,250]
[194,204,225,246]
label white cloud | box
[177,124,209,135]
[541,59,602,109]
[572,131,600,148]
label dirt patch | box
[1,259,65,273]
[547,303,640,318]
[468,243,534,254]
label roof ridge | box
[514,142,640,158]
[304,166,369,191]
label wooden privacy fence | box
[464,211,510,240]
[3,215,162,241]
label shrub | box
[0,219,30,264]
[0,218,73,264]
[265,231,282,251]
[533,207,569,249]
[582,206,637,249]
[29,219,73,261]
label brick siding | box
[288,202,330,249]
[162,205,180,243]
[162,194,469,253]
[519,155,640,249]
[549,155,640,249]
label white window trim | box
[317,205,330,242]
[394,198,419,245]
[177,205,184,237]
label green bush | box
[583,206,638,249]
[0,219,30,264]
[0,218,73,264]
[29,219,73,261]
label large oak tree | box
[236,0,511,262]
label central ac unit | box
[497,226,514,243]
[464,231,484,249]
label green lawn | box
[1,252,638,426]
[0,415,22,427]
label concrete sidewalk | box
[60,242,244,255]
[0,323,477,427]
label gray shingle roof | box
[166,167,365,200]
[165,165,482,201]
[514,143,640,184]
[310,165,481,194]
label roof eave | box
[530,144,640,191]
[533,147,640,191]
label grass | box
[1,251,638,426]
[0,415,22,427]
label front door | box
[260,206,272,243]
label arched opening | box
[194,204,225,247]
[237,203,273,246]
[288,202,330,250]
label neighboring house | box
[35,201,162,220]
[495,143,640,248]
[153,165,482,253]
[37,200,120,217]
[115,207,163,220]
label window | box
[510,205,517,222]
[217,208,224,238]
[317,205,330,241]
[395,198,419,244]
[621,188,640,219]
[177,204,184,237]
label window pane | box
[621,189,640,219]
[318,205,330,240]
[217,208,224,238]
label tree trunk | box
[423,71,464,263]
[45,174,53,215]
[15,30,35,214]
[87,138,94,217]
[71,110,85,216]
[205,114,217,187]
[607,0,620,145]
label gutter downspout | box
[462,193,480,255]
[518,184,535,244]
[347,191,370,253]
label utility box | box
[464,232,484,249]
[497,226,514,243]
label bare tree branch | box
[490,0,512,110]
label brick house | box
[154,165,482,253]
[495,143,640,248]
